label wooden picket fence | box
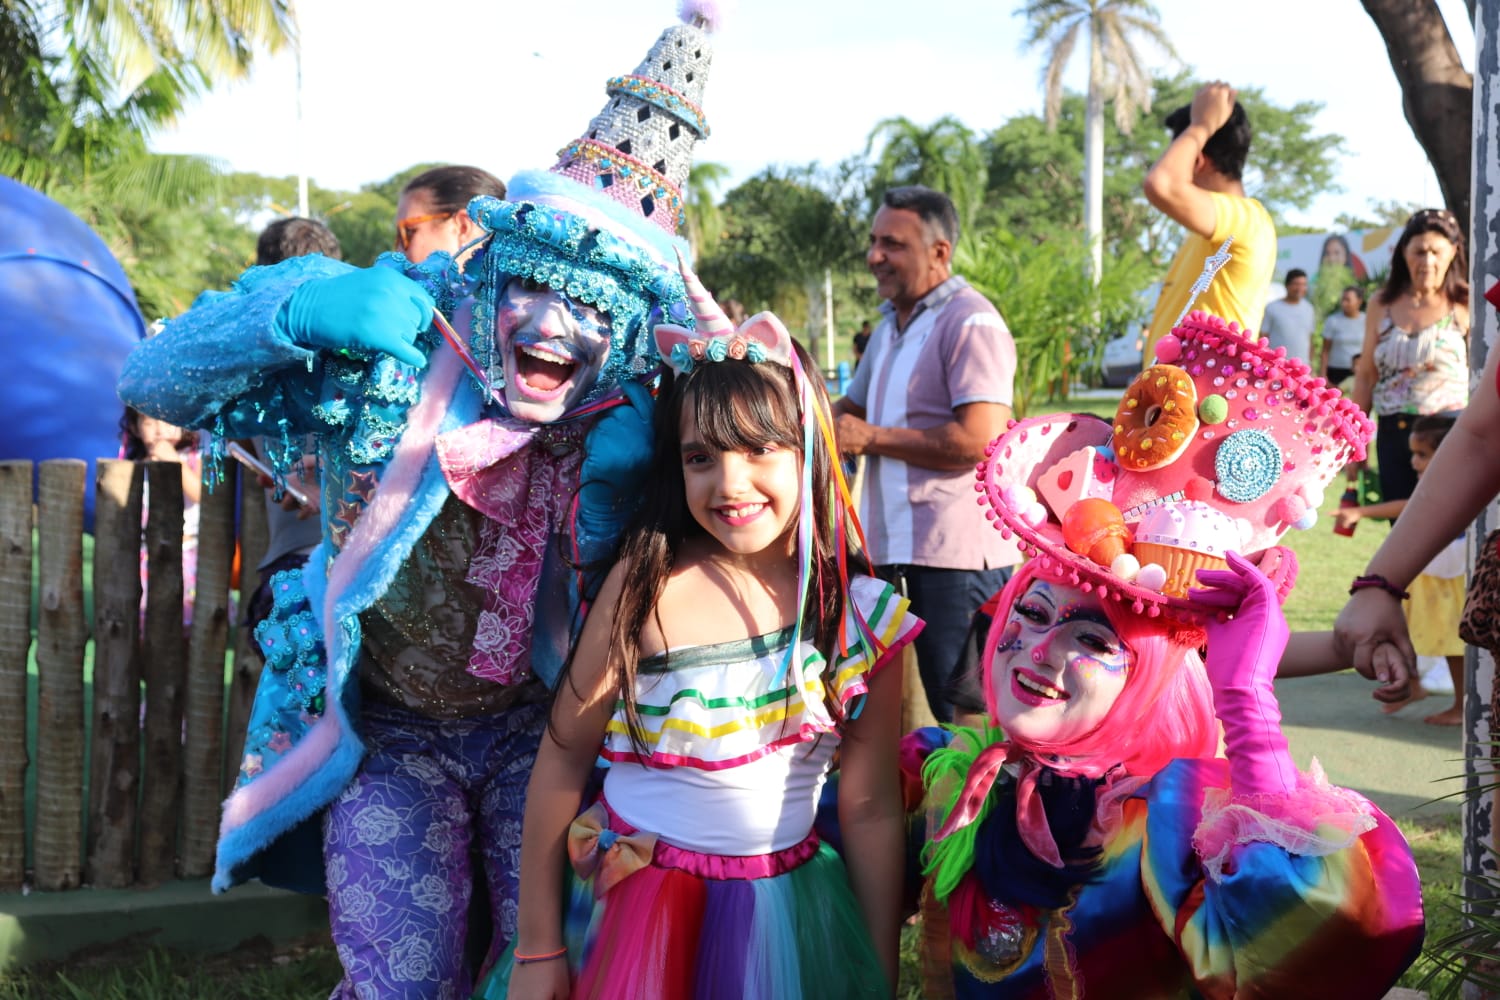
[0,457,270,892]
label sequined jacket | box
[118,255,597,893]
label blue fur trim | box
[213,379,484,894]
[503,170,690,266]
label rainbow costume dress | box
[479,575,922,999]
[908,727,1424,999]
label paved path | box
[1277,669,1464,820]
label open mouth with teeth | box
[1121,490,1185,522]
[513,343,581,402]
[715,502,767,526]
[1012,667,1070,706]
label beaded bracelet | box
[514,946,568,966]
[1348,574,1410,601]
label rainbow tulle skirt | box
[476,805,887,999]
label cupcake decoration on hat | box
[977,306,1372,620]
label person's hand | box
[1191,551,1289,695]
[146,437,181,462]
[1189,81,1237,135]
[1334,586,1417,689]
[576,380,655,557]
[834,412,878,456]
[1361,641,1415,703]
[1334,507,1362,531]
[506,958,570,1000]
[273,267,432,368]
[1190,551,1298,796]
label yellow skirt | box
[1406,573,1466,657]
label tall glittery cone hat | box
[462,1,723,405]
[552,0,718,235]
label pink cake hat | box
[977,310,1374,621]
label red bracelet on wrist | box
[1349,574,1410,601]
[514,946,568,965]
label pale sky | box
[150,0,1475,229]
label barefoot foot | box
[1423,705,1463,726]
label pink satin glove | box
[1190,551,1298,796]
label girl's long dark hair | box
[554,340,868,754]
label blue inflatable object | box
[0,176,147,529]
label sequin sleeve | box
[118,255,353,433]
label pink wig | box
[981,560,1219,777]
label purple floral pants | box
[323,699,545,1000]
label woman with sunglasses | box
[394,165,506,265]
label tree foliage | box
[1022,0,1175,134]
[865,115,987,232]
[958,228,1154,412]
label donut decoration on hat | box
[1112,365,1199,471]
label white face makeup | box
[989,580,1133,746]
[493,277,613,423]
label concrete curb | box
[0,879,328,968]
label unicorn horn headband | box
[653,250,792,372]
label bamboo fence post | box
[87,460,142,888]
[138,461,185,886]
[180,464,234,877]
[34,460,87,891]
[223,466,269,792]
[0,462,33,890]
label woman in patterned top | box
[1352,208,1470,503]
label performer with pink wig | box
[910,310,1425,998]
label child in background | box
[1333,413,1464,723]
[493,276,921,999]
[120,406,203,625]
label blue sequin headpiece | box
[465,187,692,412]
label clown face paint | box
[494,277,612,423]
[989,581,1132,746]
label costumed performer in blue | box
[906,308,1425,998]
[116,3,722,995]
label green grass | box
[0,941,342,999]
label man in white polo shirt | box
[833,185,1020,722]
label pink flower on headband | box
[727,338,748,360]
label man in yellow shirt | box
[1141,82,1276,360]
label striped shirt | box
[844,276,1021,569]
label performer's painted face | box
[494,277,613,423]
[989,581,1133,745]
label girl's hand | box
[1333,506,1362,531]
[507,958,570,1000]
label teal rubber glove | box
[273,267,433,368]
[576,380,656,563]
[1190,550,1299,797]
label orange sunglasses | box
[394,211,458,252]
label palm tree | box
[683,161,730,257]
[3,0,294,182]
[864,115,987,235]
[1020,0,1174,284]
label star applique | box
[347,468,379,504]
[333,497,363,533]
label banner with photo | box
[1272,228,1403,285]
